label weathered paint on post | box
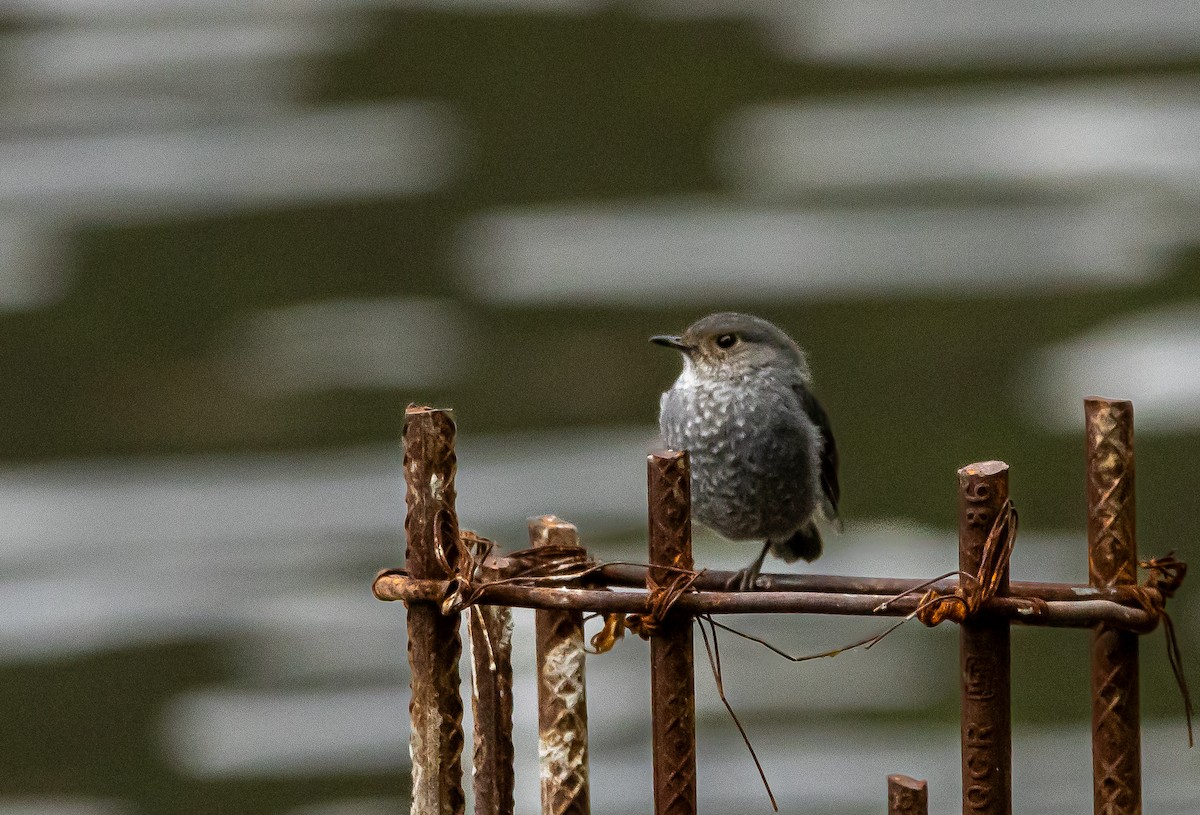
[404,406,466,815]
[530,515,591,815]
[887,774,929,815]
[1086,398,1142,815]
[958,461,1012,815]
[647,451,697,815]
[469,558,515,815]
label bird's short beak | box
[650,334,692,352]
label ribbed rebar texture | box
[469,558,515,815]
[404,406,466,815]
[375,571,1161,630]
[599,562,1147,602]
[888,775,929,815]
[531,515,591,815]
[1086,398,1142,815]
[647,451,697,815]
[959,461,1012,815]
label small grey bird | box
[651,312,841,590]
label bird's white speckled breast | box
[658,366,821,542]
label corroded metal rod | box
[887,774,929,815]
[404,406,466,815]
[531,516,591,815]
[598,563,1144,604]
[469,558,515,815]
[648,451,697,815]
[1086,398,1141,815]
[959,461,1012,815]
[374,574,1160,631]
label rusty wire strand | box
[1136,552,1193,746]
[469,605,498,674]
[915,500,1018,626]
[434,529,609,614]
[684,505,1018,666]
[708,615,910,662]
[583,566,704,652]
[628,567,705,637]
[686,540,1195,751]
[696,615,779,812]
[872,569,972,613]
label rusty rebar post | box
[1086,398,1141,815]
[469,557,515,815]
[404,406,466,815]
[959,461,1012,815]
[531,515,591,815]
[887,775,928,815]
[647,451,697,815]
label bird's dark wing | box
[794,384,841,527]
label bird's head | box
[650,312,809,380]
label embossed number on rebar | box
[958,461,1012,815]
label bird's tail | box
[769,522,823,563]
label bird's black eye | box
[715,333,738,349]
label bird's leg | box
[733,540,772,591]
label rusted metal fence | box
[376,398,1188,815]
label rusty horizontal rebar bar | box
[596,563,1146,604]
[374,573,1162,631]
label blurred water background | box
[3,1,1200,813]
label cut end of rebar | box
[528,513,571,528]
[887,774,929,815]
[528,514,579,547]
[405,403,454,416]
[887,773,927,789]
[403,404,455,432]
[958,460,1008,478]
[649,448,687,463]
[1084,395,1134,410]
[1084,396,1134,435]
